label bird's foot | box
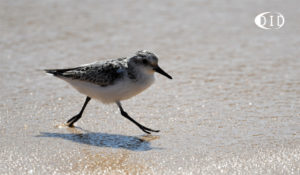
[140,125,160,134]
[66,122,75,127]
[66,114,81,127]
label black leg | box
[67,96,91,127]
[116,101,159,134]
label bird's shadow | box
[36,127,159,151]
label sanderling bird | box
[45,50,172,134]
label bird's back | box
[45,57,128,87]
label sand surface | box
[0,0,299,174]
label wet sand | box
[0,0,299,174]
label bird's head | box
[129,50,172,79]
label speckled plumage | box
[45,50,172,134]
[46,57,131,87]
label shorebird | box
[45,50,172,134]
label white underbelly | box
[62,77,154,103]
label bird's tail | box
[44,68,77,76]
[44,69,57,75]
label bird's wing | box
[45,58,127,86]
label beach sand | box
[0,0,299,174]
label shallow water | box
[0,0,299,174]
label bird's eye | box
[142,59,148,65]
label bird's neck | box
[128,65,154,82]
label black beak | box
[153,66,172,79]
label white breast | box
[62,74,155,104]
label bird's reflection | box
[37,127,159,151]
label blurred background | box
[0,0,299,174]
